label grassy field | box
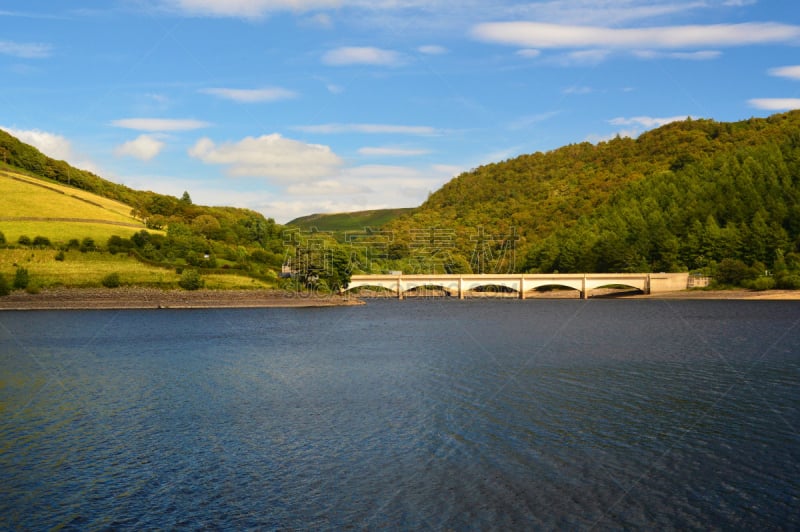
[0,170,150,245]
[0,171,139,221]
[0,249,274,290]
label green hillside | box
[0,130,297,290]
[4,111,800,291]
[0,170,148,243]
[382,111,800,287]
[288,208,413,232]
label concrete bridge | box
[345,273,689,299]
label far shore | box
[1,286,799,310]
[0,287,365,310]
[633,288,800,300]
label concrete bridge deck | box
[345,273,689,299]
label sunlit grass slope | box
[0,170,148,243]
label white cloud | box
[610,115,690,128]
[634,49,722,60]
[188,134,343,182]
[136,93,171,113]
[432,164,462,176]
[263,199,381,223]
[563,86,593,94]
[169,0,339,18]
[472,22,800,50]
[588,114,694,143]
[748,98,800,111]
[0,40,51,58]
[326,83,344,94]
[1,127,74,160]
[200,87,298,103]
[322,46,403,66]
[114,134,165,161]
[306,13,333,28]
[586,129,641,143]
[501,0,711,27]
[562,49,611,65]
[124,160,456,224]
[264,163,456,222]
[358,146,430,157]
[516,49,541,58]
[1,126,101,173]
[769,65,800,80]
[286,179,371,196]
[294,123,439,135]
[112,118,209,131]
[418,45,447,55]
[507,111,561,130]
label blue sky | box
[2,0,799,223]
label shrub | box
[107,235,133,255]
[776,273,800,290]
[0,274,9,296]
[17,235,31,247]
[80,237,96,252]
[55,251,65,261]
[25,281,41,295]
[101,272,121,288]
[178,269,204,290]
[32,236,52,248]
[715,258,754,286]
[131,230,150,248]
[13,267,29,290]
[747,277,775,291]
[185,251,201,266]
[67,238,81,249]
[0,231,6,246]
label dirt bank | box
[0,287,364,310]
[635,289,800,300]
[2,287,798,310]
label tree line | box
[380,111,800,287]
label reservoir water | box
[1,299,799,529]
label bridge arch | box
[402,279,460,296]
[462,278,521,294]
[522,283,583,297]
[346,278,400,295]
[523,278,584,293]
[584,278,647,293]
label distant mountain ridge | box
[287,208,413,232]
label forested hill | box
[384,111,800,282]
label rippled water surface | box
[1,299,799,529]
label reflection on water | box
[1,300,799,529]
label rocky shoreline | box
[1,287,799,310]
[0,287,365,310]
